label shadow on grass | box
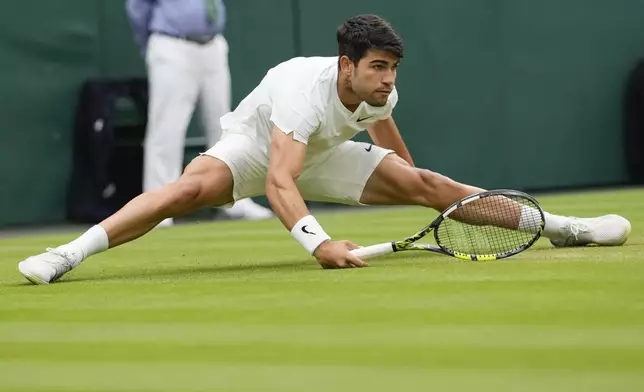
[3,259,317,287]
[65,259,322,284]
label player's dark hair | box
[336,14,404,65]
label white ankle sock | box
[518,206,568,238]
[518,205,542,233]
[57,225,109,264]
[543,212,569,238]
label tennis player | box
[18,14,631,284]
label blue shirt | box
[126,0,226,51]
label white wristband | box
[290,215,331,255]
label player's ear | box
[339,56,354,76]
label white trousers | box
[144,33,231,192]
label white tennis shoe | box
[18,248,81,285]
[550,214,631,247]
[223,198,273,221]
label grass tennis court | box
[1,188,643,391]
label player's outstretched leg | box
[18,156,235,285]
[360,154,631,247]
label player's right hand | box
[313,240,368,269]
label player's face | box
[350,50,399,107]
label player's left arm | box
[367,116,415,167]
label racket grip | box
[350,242,395,260]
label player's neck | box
[337,75,361,112]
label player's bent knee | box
[411,169,459,209]
[163,178,205,215]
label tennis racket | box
[350,189,545,261]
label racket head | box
[432,189,545,261]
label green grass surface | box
[1,188,643,391]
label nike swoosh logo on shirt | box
[357,116,374,122]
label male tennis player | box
[18,14,631,284]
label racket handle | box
[350,242,395,260]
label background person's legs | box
[145,35,201,227]
[199,35,231,150]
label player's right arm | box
[265,128,309,229]
[266,126,367,269]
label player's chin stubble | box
[367,97,387,107]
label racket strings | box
[436,195,542,255]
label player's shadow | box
[7,257,409,286]
[65,259,320,283]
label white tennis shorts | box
[203,134,392,205]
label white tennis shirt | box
[219,56,398,157]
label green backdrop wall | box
[1,0,643,227]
